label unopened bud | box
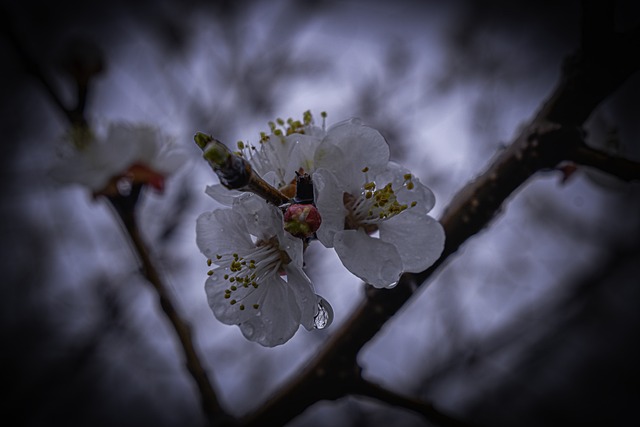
[284,204,322,238]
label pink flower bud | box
[284,204,322,238]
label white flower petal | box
[236,275,303,347]
[287,133,324,175]
[205,269,265,325]
[334,229,403,288]
[233,194,284,240]
[315,120,390,188]
[313,168,347,247]
[375,162,436,213]
[50,122,184,191]
[102,123,141,167]
[195,209,253,258]
[205,184,243,206]
[152,142,188,175]
[285,266,318,331]
[249,134,296,186]
[379,210,445,273]
[278,229,305,269]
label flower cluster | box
[50,122,186,196]
[196,111,444,346]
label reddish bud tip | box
[284,204,322,238]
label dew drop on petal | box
[381,265,401,288]
[313,296,334,330]
[243,323,255,338]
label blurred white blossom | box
[50,122,186,195]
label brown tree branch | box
[241,10,640,427]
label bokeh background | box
[2,0,639,426]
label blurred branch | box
[352,378,481,427]
[0,11,87,128]
[570,144,640,182]
[7,24,231,425]
[112,201,232,427]
[242,4,640,426]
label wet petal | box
[285,266,318,331]
[236,275,303,347]
[205,268,266,325]
[379,210,445,273]
[233,194,284,240]
[195,209,253,258]
[315,120,390,189]
[334,229,403,288]
[313,168,347,248]
[205,184,243,206]
[375,162,436,213]
[287,133,324,175]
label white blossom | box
[196,193,322,346]
[205,113,327,205]
[312,121,445,288]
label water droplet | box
[381,265,400,288]
[116,177,133,196]
[313,296,334,330]
[242,323,255,338]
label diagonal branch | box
[242,9,640,427]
